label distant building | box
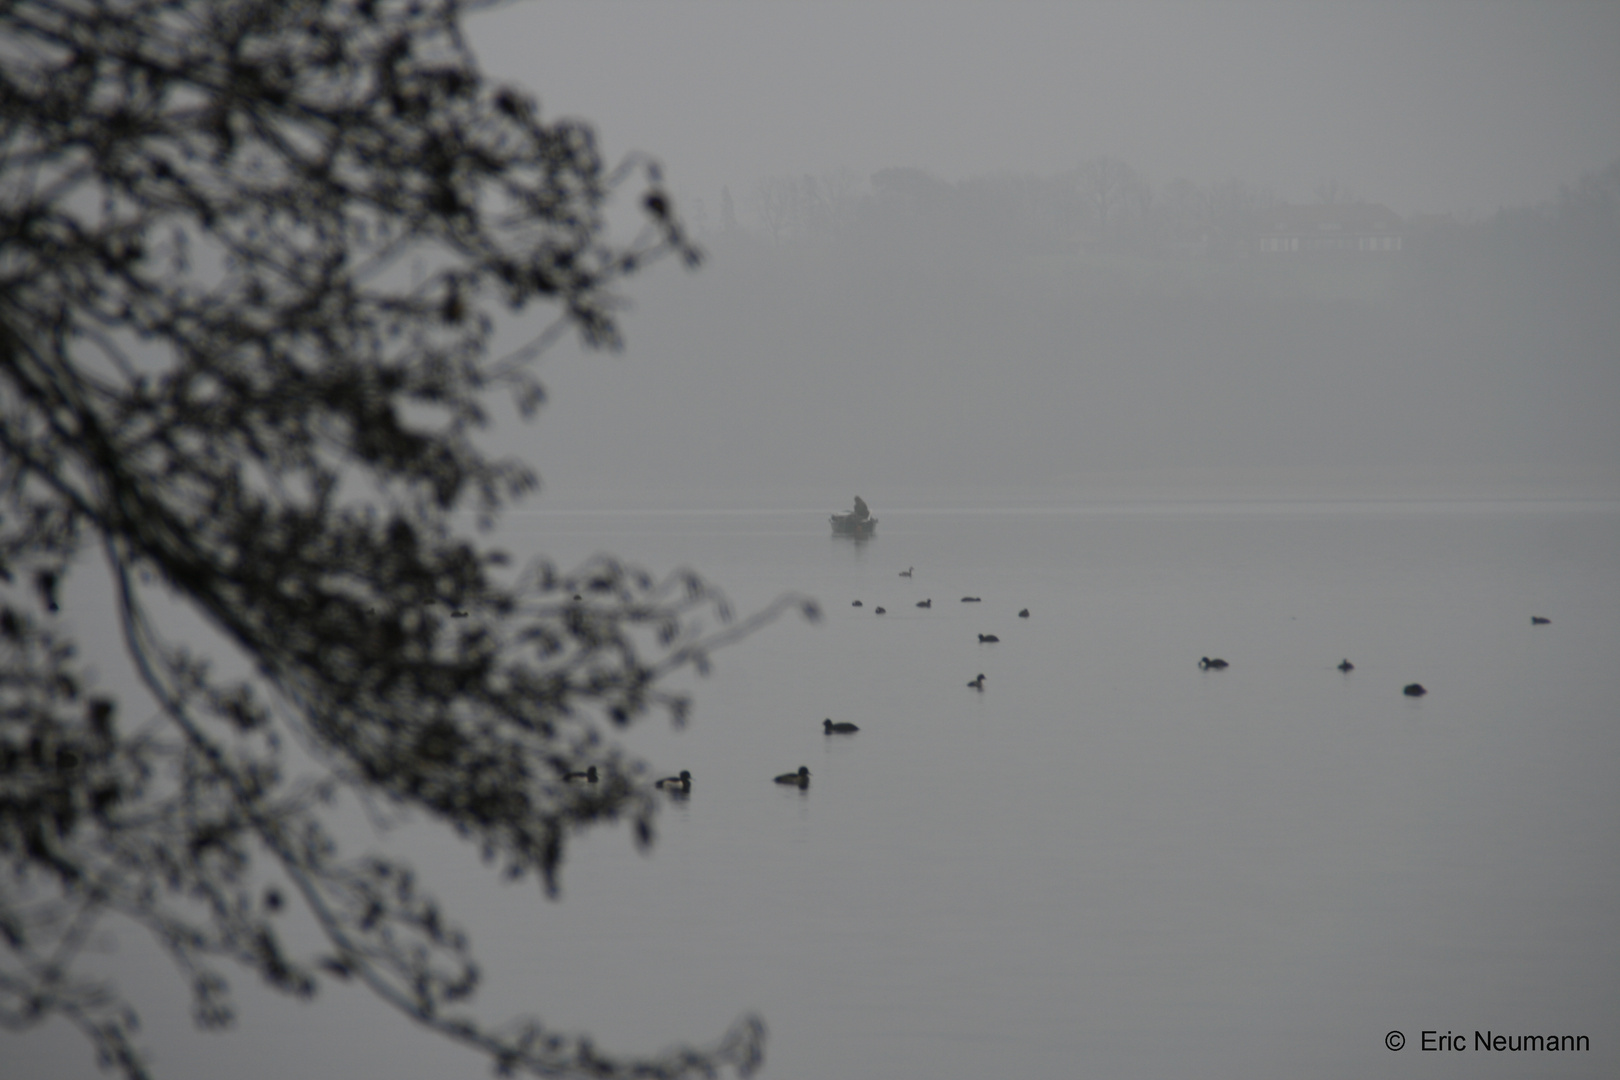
[1252,202,1404,254]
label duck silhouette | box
[916,598,931,609]
[900,567,913,577]
[852,600,863,607]
[655,770,691,790]
[1018,608,1030,618]
[874,606,886,615]
[1338,659,1355,672]
[823,719,859,734]
[1531,616,1550,625]
[968,673,986,690]
[774,766,811,786]
[564,766,598,782]
[978,634,999,643]
[1403,683,1427,697]
[961,596,981,603]
[1199,657,1229,670]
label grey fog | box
[468,0,1620,508]
[9,3,1618,1080]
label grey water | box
[467,499,1620,1080]
[15,498,1620,1079]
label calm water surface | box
[473,500,1620,1080]
[19,500,1620,1080]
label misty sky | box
[471,0,1620,217]
[453,2,1620,507]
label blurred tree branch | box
[0,1,811,1076]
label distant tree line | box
[735,157,1284,258]
[1405,157,1620,275]
[1397,156,1620,346]
[726,156,1620,272]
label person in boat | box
[851,495,871,521]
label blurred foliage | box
[0,1,811,1076]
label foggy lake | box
[7,2,1618,1078]
[20,497,1619,1079]
[464,499,1620,1080]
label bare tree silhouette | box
[0,1,812,1076]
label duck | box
[874,606,886,615]
[1018,608,1030,618]
[978,634,999,643]
[1531,616,1550,625]
[1199,657,1229,670]
[967,673,986,690]
[823,719,859,734]
[774,766,811,786]
[1337,659,1355,672]
[916,598,931,608]
[564,765,598,782]
[961,596,981,603]
[899,567,913,577]
[852,600,863,607]
[1403,683,1427,697]
[655,770,691,790]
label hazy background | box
[475,0,1620,218]
[9,5,1620,1079]
[462,0,1620,509]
